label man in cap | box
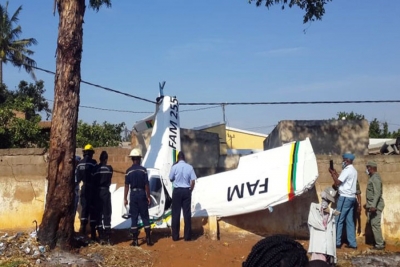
[308,186,340,264]
[76,144,98,240]
[169,151,197,241]
[364,161,385,250]
[124,148,153,246]
[328,152,358,249]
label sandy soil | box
[1,229,400,267]
[79,229,400,267]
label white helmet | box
[129,148,142,157]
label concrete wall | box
[2,145,400,242]
[0,128,221,229]
[264,120,370,155]
[185,125,227,155]
[0,148,47,229]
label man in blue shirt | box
[169,152,197,241]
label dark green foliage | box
[89,0,112,12]
[248,0,332,23]
[76,120,125,148]
[334,111,400,138]
[9,80,51,119]
[335,111,365,121]
[0,82,49,148]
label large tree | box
[39,0,329,249]
[0,1,37,83]
[38,0,111,249]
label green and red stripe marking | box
[287,141,300,201]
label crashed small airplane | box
[110,88,319,229]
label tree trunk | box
[38,0,85,249]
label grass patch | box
[0,259,30,267]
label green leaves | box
[89,0,112,12]
[0,1,37,83]
[76,120,125,148]
[0,81,50,148]
[335,111,365,121]
[248,0,332,23]
[334,111,400,138]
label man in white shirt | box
[328,153,358,249]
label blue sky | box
[3,0,400,134]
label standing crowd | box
[74,145,197,247]
[75,144,114,245]
[305,152,385,266]
[243,152,386,267]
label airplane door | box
[147,169,166,219]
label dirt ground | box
[1,229,400,267]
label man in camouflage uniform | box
[364,161,385,250]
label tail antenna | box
[159,81,166,97]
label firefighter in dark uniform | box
[124,148,153,246]
[76,144,98,240]
[93,151,113,245]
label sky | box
[3,0,400,134]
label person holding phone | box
[328,153,358,250]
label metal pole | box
[222,104,226,122]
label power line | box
[31,65,156,104]
[80,105,151,114]
[180,105,220,113]
[45,99,152,114]
[19,62,400,107]
[45,99,220,114]
[179,100,400,105]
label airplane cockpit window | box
[149,176,162,208]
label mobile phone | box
[329,160,334,170]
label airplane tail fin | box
[136,96,180,198]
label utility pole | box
[222,104,226,122]
[123,126,129,141]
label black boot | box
[130,229,138,246]
[105,228,113,245]
[79,220,87,235]
[145,228,153,246]
[90,223,97,242]
[97,227,105,244]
